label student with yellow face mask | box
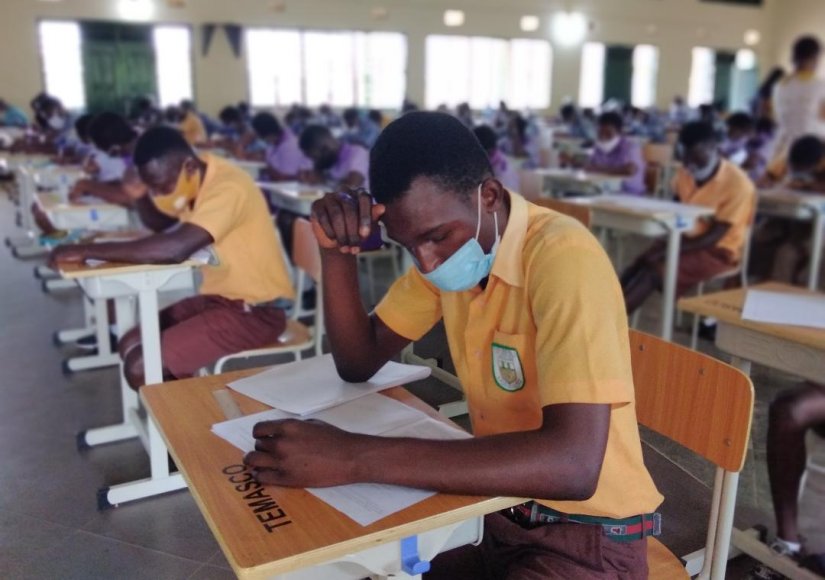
[50,127,294,390]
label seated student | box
[744,117,777,183]
[341,107,381,150]
[473,124,519,191]
[166,104,207,146]
[752,383,825,579]
[244,112,663,578]
[586,112,647,195]
[181,99,219,139]
[455,102,475,129]
[49,127,294,388]
[499,113,540,169]
[621,122,755,314]
[130,96,162,130]
[719,112,754,167]
[217,106,264,159]
[751,136,825,284]
[251,112,310,181]
[299,125,369,189]
[560,103,596,143]
[317,104,343,129]
[0,98,28,128]
[67,112,137,207]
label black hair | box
[250,112,283,138]
[219,106,242,125]
[793,36,821,65]
[598,111,623,131]
[342,107,359,124]
[510,113,527,139]
[789,135,825,171]
[759,67,786,98]
[368,109,383,125]
[298,125,333,153]
[726,112,754,132]
[74,114,95,142]
[473,125,498,152]
[679,121,718,149]
[560,104,577,120]
[88,112,138,151]
[133,126,193,167]
[755,116,776,134]
[369,111,492,205]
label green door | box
[603,45,634,105]
[713,51,736,110]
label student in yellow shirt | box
[244,112,662,578]
[50,127,293,389]
[621,121,756,314]
[168,103,207,146]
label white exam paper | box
[226,354,431,416]
[211,394,470,526]
[742,289,825,329]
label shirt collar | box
[489,191,528,288]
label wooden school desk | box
[35,191,130,231]
[533,167,625,198]
[678,283,825,580]
[234,159,267,180]
[568,195,714,341]
[258,181,325,217]
[58,258,197,507]
[758,188,825,291]
[141,370,523,580]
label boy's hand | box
[310,189,385,254]
[122,167,148,200]
[49,244,88,269]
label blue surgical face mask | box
[422,184,500,292]
[688,151,720,183]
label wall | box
[768,0,825,74]
[0,0,776,116]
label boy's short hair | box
[473,125,498,152]
[679,121,718,149]
[133,126,193,167]
[726,112,754,132]
[342,108,359,125]
[755,117,776,134]
[597,111,623,131]
[789,135,825,171]
[250,112,282,138]
[298,125,333,153]
[74,114,95,142]
[369,111,492,205]
[793,36,821,65]
[88,112,138,152]
[219,106,242,125]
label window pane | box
[39,21,86,110]
[426,35,471,109]
[303,31,356,107]
[632,45,659,108]
[153,26,193,107]
[508,39,552,109]
[246,29,303,107]
[579,42,605,108]
[354,32,407,109]
[468,37,508,110]
[689,47,716,107]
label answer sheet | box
[742,289,825,329]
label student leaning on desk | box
[49,126,294,390]
[244,112,663,579]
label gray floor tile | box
[0,510,75,577]
[188,564,237,580]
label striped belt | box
[501,502,662,543]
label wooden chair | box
[629,330,754,580]
[532,198,592,229]
[643,143,675,198]
[211,218,324,373]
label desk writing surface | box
[568,195,714,221]
[758,187,825,208]
[677,282,825,350]
[141,370,522,579]
[35,191,122,213]
[57,259,198,280]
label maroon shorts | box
[657,247,737,298]
[125,294,287,379]
[425,513,648,580]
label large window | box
[688,47,716,107]
[425,35,552,110]
[153,26,193,107]
[246,29,407,109]
[580,43,660,108]
[39,21,86,110]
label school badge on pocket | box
[491,343,525,392]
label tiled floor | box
[0,193,822,579]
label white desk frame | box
[758,188,825,291]
[534,168,624,198]
[67,264,196,507]
[571,196,714,341]
[258,181,324,216]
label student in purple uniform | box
[473,125,519,191]
[586,112,646,195]
[299,125,369,189]
[251,113,311,181]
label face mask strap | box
[475,184,483,240]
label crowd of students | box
[3,32,825,580]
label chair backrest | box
[532,198,592,229]
[629,330,753,472]
[518,170,542,201]
[292,218,322,284]
[643,143,674,166]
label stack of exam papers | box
[742,289,825,330]
[213,356,470,526]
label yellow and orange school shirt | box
[375,192,663,519]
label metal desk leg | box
[660,229,680,342]
[808,209,824,291]
[63,297,119,373]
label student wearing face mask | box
[244,112,663,579]
[49,127,294,390]
[586,112,646,195]
[298,124,369,189]
[621,121,756,315]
